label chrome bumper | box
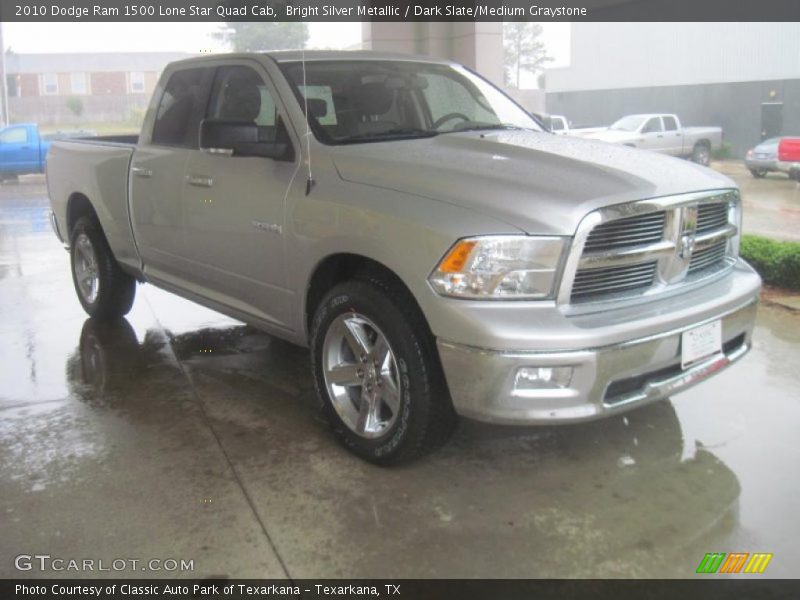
[437,298,758,425]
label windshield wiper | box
[336,128,439,144]
[444,123,533,134]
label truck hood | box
[330,130,732,235]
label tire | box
[749,168,767,178]
[310,278,456,465]
[691,142,711,166]
[70,216,136,320]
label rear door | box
[0,126,40,173]
[129,65,215,284]
[661,115,683,155]
[180,61,300,330]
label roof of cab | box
[166,50,456,68]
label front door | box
[0,126,39,172]
[639,116,666,152]
[181,62,300,330]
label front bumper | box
[436,264,760,425]
[744,158,777,171]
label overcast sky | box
[2,21,569,62]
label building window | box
[70,72,87,94]
[130,71,145,93]
[42,73,58,95]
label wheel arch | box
[66,192,99,240]
[304,253,432,344]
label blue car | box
[0,123,95,181]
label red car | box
[778,137,800,181]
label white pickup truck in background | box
[579,114,722,166]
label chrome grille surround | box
[558,190,740,312]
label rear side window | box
[663,116,678,131]
[151,67,213,148]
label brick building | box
[5,52,192,125]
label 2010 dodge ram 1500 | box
[46,51,761,464]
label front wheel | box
[310,279,456,464]
[691,143,711,166]
[70,216,136,320]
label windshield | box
[609,116,648,132]
[279,60,543,144]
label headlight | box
[428,236,567,300]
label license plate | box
[681,320,722,369]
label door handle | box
[657,134,663,138]
[131,166,152,178]
[186,174,214,188]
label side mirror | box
[199,119,293,161]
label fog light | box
[514,366,573,391]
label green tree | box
[65,97,84,118]
[503,22,552,89]
[214,22,309,52]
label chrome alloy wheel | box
[322,313,402,439]
[73,233,99,304]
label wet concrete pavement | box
[1,176,799,579]
[713,160,800,242]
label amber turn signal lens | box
[438,240,477,273]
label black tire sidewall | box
[310,280,440,464]
[692,144,710,166]
[69,216,134,319]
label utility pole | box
[0,23,8,127]
[0,23,8,126]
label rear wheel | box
[691,142,711,166]
[310,278,456,464]
[749,168,767,178]
[70,216,136,319]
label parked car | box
[777,137,800,181]
[46,51,760,464]
[582,114,722,165]
[745,137,783,178]
[0,123,95,181]
[547,114,570,136]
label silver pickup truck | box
[581,114,723,166]
[47,52,760,464]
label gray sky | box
[2,21,569,88]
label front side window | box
[0,127,28,144]
[279,60,542,144]
[642,117,663,134]
[206,65,292,147]
[151,67,213,148]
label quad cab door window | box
[182,63,298,330]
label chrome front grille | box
[571,261,657,299]
[696,203,729,234]
[564,190,739,305]
[583,211,666,253]
[688,240,728,274]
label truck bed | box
[47,138,139,268]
